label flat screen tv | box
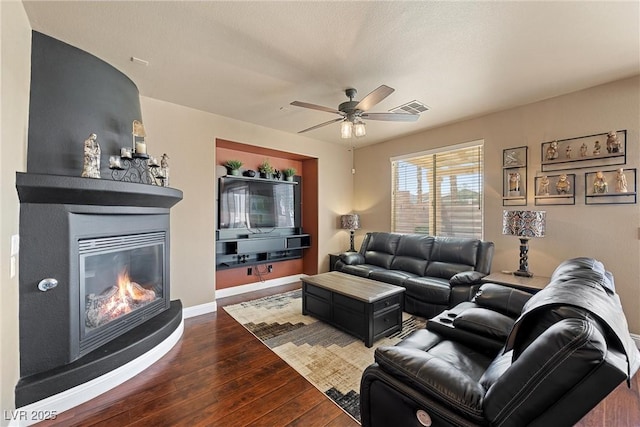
[218,177,299,230]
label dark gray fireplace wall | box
[28,31,142,177]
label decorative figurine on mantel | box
[81,133,101,178]
[161,153,170,187]
[546,140,559,161]
[615,168,628,193]
[565,144,572,159]
[556,173,571,194]
[537,175,550,196]
[593,171,608,194]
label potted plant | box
[224,160,243,176]
[283,167,297,182]
[258,159,275,179]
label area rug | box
[222,289,426,422]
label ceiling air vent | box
[389,100,430,115]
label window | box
[391,141,484,238]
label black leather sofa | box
[334,232,494,318]
[360,257,640,427]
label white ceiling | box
[23,1,640,147]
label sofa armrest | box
[374,346,486,420]
[339,252,364,265]
[483,318,609,427]
[473,283,532,317]
[450,270,486,286]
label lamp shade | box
[341,214,360,230]
[502,210,546,238]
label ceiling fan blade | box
[298,117,344,133]
[361,112,419,122]
[290,101,342,115]
[355,85,395,111]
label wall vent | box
[389,100,430,115]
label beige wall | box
[354,76,640,334]
[1,0,31,414]
[140,96,353,308]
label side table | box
[482,272,550,293]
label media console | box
[216,230,311,270]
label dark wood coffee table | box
[301,271,405,347]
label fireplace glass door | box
[79,231,167,355]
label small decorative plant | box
[225,160,243,176]
[283,167,297,181]
[258,159,275,178]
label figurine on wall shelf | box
[546,140,559,161]
[580,142,588,157]
[508,171,521,195]
[556,174,571,194]
[593,171,608,194]
[606,131,622,153]
[593,140,602,156]
[615,168,628,193]
[81,133,101,178]
[537,176,550,196]
[565,144,572,159]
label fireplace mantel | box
[16,172,183,208]
[16,171,184,408]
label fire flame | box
[86,270,157,328]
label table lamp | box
[502,210,546,277]
[341,214,361,252]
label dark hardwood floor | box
[37,282,639,426]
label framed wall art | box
[540,130,626,172]
[503,146,527,206]
[534,173,575,206]
[584,168,636,205]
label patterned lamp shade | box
[340,214,361,231]
[502,210,546,238]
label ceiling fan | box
[290,85,419,138]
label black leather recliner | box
[360,257,640,427]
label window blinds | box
[391,143,483,238]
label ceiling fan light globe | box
[341,120,353,139]
[354,121,366,138]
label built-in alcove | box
[215,139,319,289]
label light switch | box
[10,256,16,278]
[11,234,19,256]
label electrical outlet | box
[268,265,273,272]
[247,267,252,275]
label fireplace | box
[15,173,183,407]
[79,232,168,357]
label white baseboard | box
[9,318,184,427]
[631,333,640,349]
[214,274,306,299]
[182,301,218,318]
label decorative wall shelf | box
[534,173,576,206]
[502,146,527,206]
[541,130,626,172]
[584,168,636,205]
